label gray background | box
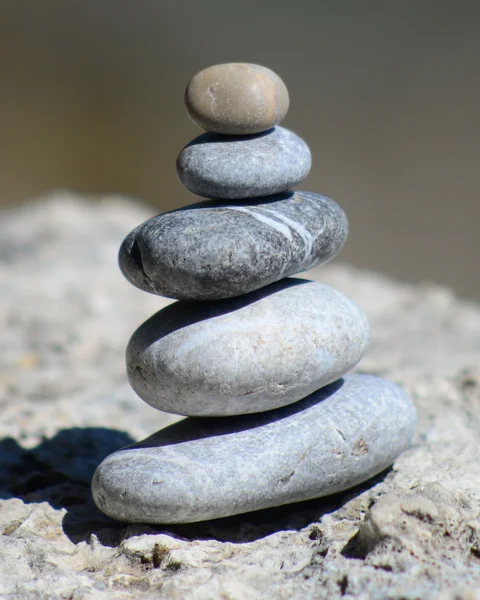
[0,1,479,299]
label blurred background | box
[0,1,479,299]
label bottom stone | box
[92,374,416,524]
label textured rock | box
[3,193,480,599]
[185,62,289,135]
[349,483,478,562]
[119,191,348,300]
[92,374,416,524]
[126,279,370,416]
[176,126,311,199]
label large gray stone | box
[176,126,311,199]
[119,191,348,300]
[126,279,370,416]
[92,374,417,524]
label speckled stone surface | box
[184,63,289,135]
[92,374,416,524]
[176,126,311,199]
[119,192,348,300]
[126,279,370,416]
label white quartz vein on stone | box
[225,206,293,241]
[261,206,318,265]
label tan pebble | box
[185,62,289,135]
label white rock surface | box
[1,192,480,599]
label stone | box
[119,191,348,301]
[184,62,289,135]
[126,279,370,416]
[92,374,416,524]
[176,126,311,199]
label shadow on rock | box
[0,428,135,546]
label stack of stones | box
[92,63,416,525]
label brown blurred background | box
[0,1,479,299]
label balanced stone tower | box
[92,63,417,524]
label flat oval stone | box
[126,279,370,416]
[176,126,311,199]
[92,374,417,524]
[119,192,348,301]
[185,63,289,135]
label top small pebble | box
[185,63,289,135]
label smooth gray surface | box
[184,63,289,135]
[119,191,348,300]
[176,126,311,199]
[126,279,370,416]
[92,374,417,524]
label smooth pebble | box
[126,279,370,416]
[119,191,348,301]
[176,126,311,199]
[92,374,417,524]
[185,63,289,135]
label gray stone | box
[92,374,416,524]
[185,62,290,135]
[119,191,348,300]
[126,279,370,416]
[176,126,311,199]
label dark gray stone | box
[176,126,311,199]
[119,191,348,301]
[125,279,370,416]
[92,374,417,524]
